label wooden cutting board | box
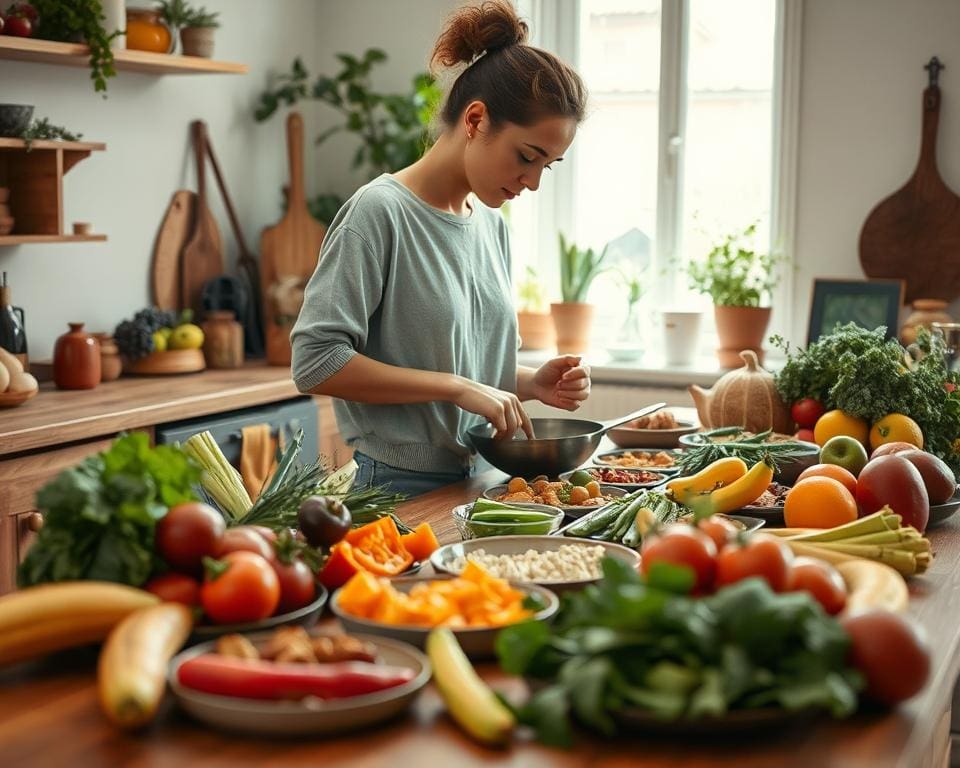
[860,57,960,304]
[180,121,224,319]
[260,112,327,367]
[152,190,194,311]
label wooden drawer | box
[0,437,117,595]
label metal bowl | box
[0,104,33,138]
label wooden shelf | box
[0,36,247,75]
[0,138,106,153]
[0,234,106,245]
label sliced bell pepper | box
[319,543,364,590]
[344,517,413,576]
[400,522,440,562]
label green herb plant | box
[558,232,610,303]
[18,117,83,151]
[772,324,960,471]
[254,50,441,225]
[687,222,779,307]
[158,0,219,29]
[18,433,200,588]
[517,265,548,313]
[31,0,121,94]
[496,557,862,747]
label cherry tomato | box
[641,524,717,594]
[786,556,847,615]
[272,556,317,613]
[144,572,201,606]
[213,526,275,561]
[201,551,280,624]
[715,534,794,592]
[791,398,826,429]
[3,14,32,37]
[156,502,225,573]
[842,610,931,705]
[697,515,739,552]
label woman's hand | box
[530,355,591,411]
[453,378,535,439]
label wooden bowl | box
[0,388,37,408]
[124,348,205,375]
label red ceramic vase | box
[53,322,101,390]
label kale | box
[17,433,200,588]
[772,324,960,472]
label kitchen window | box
[511,0,801,351]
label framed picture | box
[807,279,905,345]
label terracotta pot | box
[714,305,771,366]
[550,302,594,354]
[53,323,100,390]
[202,310,244,369]
[900,299,953,346]
[125,9,173,53]
[180,27,215,58]
[93,333,123,382]
[517,311,555,351]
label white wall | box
[792,0,960,345]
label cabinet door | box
[0,437,116,595]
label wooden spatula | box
[180,121,224,319]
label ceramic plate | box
[928,488,960,528]
[607,420,698,449]
[330,575,559,659]
[430,535,641,594]
[592,448,683,474]
[559,466,673,490]
[482,483,628,516]
[168,631,430,737]
[190,585,329,643]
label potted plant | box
[551,233,610,354]
[606,268,646,362]
[686,222,780,367]
[516,266,554,351]
[159,0,219,57]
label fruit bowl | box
[0,388,37,408]
[124,348,206,375]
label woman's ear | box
[463,100,487,139]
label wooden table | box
[1,472,958,768]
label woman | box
[291,0,590,497]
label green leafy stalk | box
[32,0,121,94]
[558,232,610,303]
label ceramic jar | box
[180,27,216,58]
[53,323,100,390]
[94,333,123,382]
[125,9,173,54]
[202,311,244,369]
[900,299,954,346]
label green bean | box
[564,492,641,537]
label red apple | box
[856,455,929,531]
[870,441,920,459]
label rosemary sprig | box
[676,439,810,476]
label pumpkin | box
[688,350,794,434]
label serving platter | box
[559,466,672,490]
[168,631,431,736]
[592,448,683,474]
[190,585,329,642]
[607,420,698,449]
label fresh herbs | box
[675,430,811,476]
[772,324,960,471]
[31,0,121,94]
[687,221,779,307]
[158,0,220,29]
[17,433,200,588]
[18,117,83,151]
[496,557,861,747]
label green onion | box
[182,431,253,521]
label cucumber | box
[470,510,558,524]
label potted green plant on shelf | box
[552,232,610,354]
[516,265,554,351]
[158,0,219,57]
[686,221,780,368]
[606,268,646,362]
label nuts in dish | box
[495,477,611,507]
[450,544,606,582]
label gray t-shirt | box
[291,174,518,474]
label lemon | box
[151,330,168,352]
[168,323,205,350]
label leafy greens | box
[495,557,861,747]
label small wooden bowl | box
[72,222,92,235]
[124,349,206,375]
[0,388,38,408]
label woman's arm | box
[308,354,533,438]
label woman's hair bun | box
[431,1,529,71]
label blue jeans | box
[353,451,469,498]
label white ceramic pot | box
[662,311,703,366]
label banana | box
[426,627,515,746]
[98,602,194,729]
[836,560,909,616]
[0,582,160,667]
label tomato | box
[248,525,279,544]
[715,534,794,592]
[213,526,275,561]
[7,2,38,22]
[145,572,201,606]
[791,398,826,429]
[201,551,280,624]
[273,556,317,613]
[641,524,717,594]
[794,428,816,443]
[842,610,931,705]
[786,556,846,615]
[156,502,226,573]
[697,515,738,552]
[2,15,31,36]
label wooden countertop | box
[0,364,300,457]
[1,473,958,767]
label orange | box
[783,476,859,529]
[813,409,869,447]
[796,463,857,496]
[869,413,924,451]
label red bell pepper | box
[177,654,416,700]
[318,543,364,590]
[343,517,413,576]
